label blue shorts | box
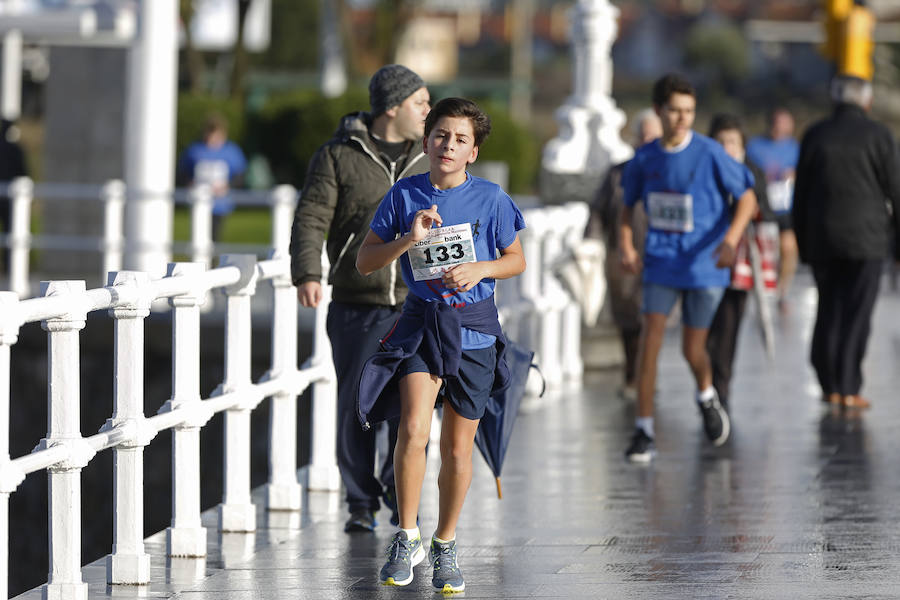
[396,345,497,421]
[642,282,724,329]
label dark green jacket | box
[289,112,428,305]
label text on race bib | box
[408,223,477,281]
[647,191,694,233]
[767,178,794,213]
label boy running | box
[618,74,757,462]
[355,97,526,592]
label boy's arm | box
[356,204,442,276]
[716,188,758,267]
[619,204,641,274]
[441,235,526,292]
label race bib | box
[647,192,694,232]
[767,178,794,213]
[408,223,477,281]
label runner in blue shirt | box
[618,74,757,463]
[356,97,525,593]
[747,107,801,312]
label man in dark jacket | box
[289,64,430,532]
[793,75,900,409]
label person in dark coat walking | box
[289,64,431,532]
[792,75,900,409]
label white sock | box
[697,387,716,404]
[402,527,420,541]
[433,534,455,544]
[635,417,654,438]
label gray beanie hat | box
[369,64,425,117]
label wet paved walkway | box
[16,269,900,599]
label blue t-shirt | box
[370,172,526,349]
[178,140,247,215]
[622,132,753,289]
[745,136,799,182]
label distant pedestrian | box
[792,75,900,409]
[356,97,526,593]
[586,108,662,400]
[289,64,431,533]
[747,107,800,312]
[705,113,777,410]
[618,74,757,463]
[177,113,247,241]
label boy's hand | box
[410,204,442,242]
[442,262,486,292]
[715,239,737,267]
[620,245,642,274]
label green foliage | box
[250,0,320,70]
[254,87,369,187]
[175,94,246,158]
[475,101,541,194]
[684,20,751,89]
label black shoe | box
[344,509,376,532]
[697,391,730,446]
[625,428,656,463]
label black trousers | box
[326,301,401,514]
[706,288,748,408]
[810,259,883,396]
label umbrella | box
[474,339,544,498]
[746,222,778,359]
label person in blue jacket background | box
[356,97,525,593]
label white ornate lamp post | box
[541,0,631,203]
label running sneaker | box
[697,390,730,446]
[379,530,425,586]
[344,509,376,533]
[624,427,656,463]
[430,538,465,593]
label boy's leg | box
[434,401,480,541]
[682,325,713,391]
[395,372,442,529]
[635,312,668,418]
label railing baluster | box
[306,247,340,491]
[101,180,127,281]
[39,280,94,600]
[269,185,297,258]
[104,271,153,584]
[8,176,32,299]
[217,255,259,532]
[189,185,214,268]
[0,292,23,600]
[264,252,302,511]
[161,263,210,557]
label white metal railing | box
[496,200,590,391]
[0,178,298,299]
[0,251,337,599]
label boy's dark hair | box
[651,73,695,108]
[708,113,746,146]
[424,97,492,147]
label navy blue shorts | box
[396,345,497,421]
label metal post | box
[189,184,214,268]
[105,271,153,584]
[101,180,127,281]
[8,176,32,298]
[307,246,339,491]
[0,292,23,600]
[265,251,302,511]
[39,280,92,600]
[161,263,209,557]
[269,185,296,259]
[217,255,259,532]
[1,0,24,121]
[123,0,179,276]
